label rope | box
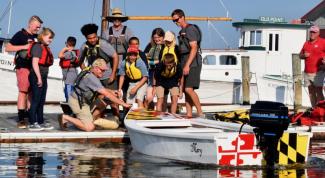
[91,0,97,23]
[0,0,17,23]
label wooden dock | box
[0,113,129,143]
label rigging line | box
[0,0,17,23]
[91,0,97,23]
[207,20,230,48]
[218,0,229,18]
[0,0,12,22]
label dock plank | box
[0,113,129,143]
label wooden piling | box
[292,53,302,113]
[241,56,250,105]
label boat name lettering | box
[0,59,14,66]
[190,142,202,157]
[259,16,285,23]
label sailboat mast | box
[101,0,110,37]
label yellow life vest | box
[125,60,142,80]
[161,46,178,64]
[161,46,178,78]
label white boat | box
[125,109,313,166]
[199,17,312,106]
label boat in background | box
[0,37,65,102]
[200,17,312,106]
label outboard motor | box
[249,101,289,167]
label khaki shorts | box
[156,86,179,98]
[304,71,325,87]
[68,96,93,125]
[126,82,147,104]
[16,68,30,92]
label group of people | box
[300,25,325,107]
[6,8,204,132]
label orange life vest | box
[27,42,54,67]
[59,49,80,68]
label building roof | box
[232,19,310,29]
[301,1,325,21]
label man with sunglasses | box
[59,59,131,132]
[299,25,325,107]
[171,9,204,118]
[5,15,43,129]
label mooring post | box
[241,56,250,105]
[292,53,302,113]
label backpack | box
[79,39,113,67]
[74,68,97,109]
[178,24,202,54]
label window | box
[203,55,216,65]
[241,32,245,46]
[268,33,280,51]
[275,34,279,51]
[269,34,273,51]
[250,30,262,46]
[220,55,237,65]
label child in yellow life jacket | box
[28,28,55,131]
[118,46,148,109]
[154,53,183,114]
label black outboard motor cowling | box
[249,101,289,132]
[249,101,289,168]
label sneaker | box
[28,123,44,131]
[17,120,27,129]
[41,123,54,130]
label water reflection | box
[0,141,325,177]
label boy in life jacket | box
[5,15,43,129]
[58,59,131,132]
[118,46,148,109]
[154,53,183,114]
[58,36,80,102]
[28,28,55,131]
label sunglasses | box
[97,67,106,73]
[173,18,180,23]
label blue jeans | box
[64,84,74,102]
[29,72,48,125]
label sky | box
[0,0,322,55]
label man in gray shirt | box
[59,59,131,132]
[171,9,203,118]
[103,7,134,69]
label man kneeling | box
[58,58,131,131]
